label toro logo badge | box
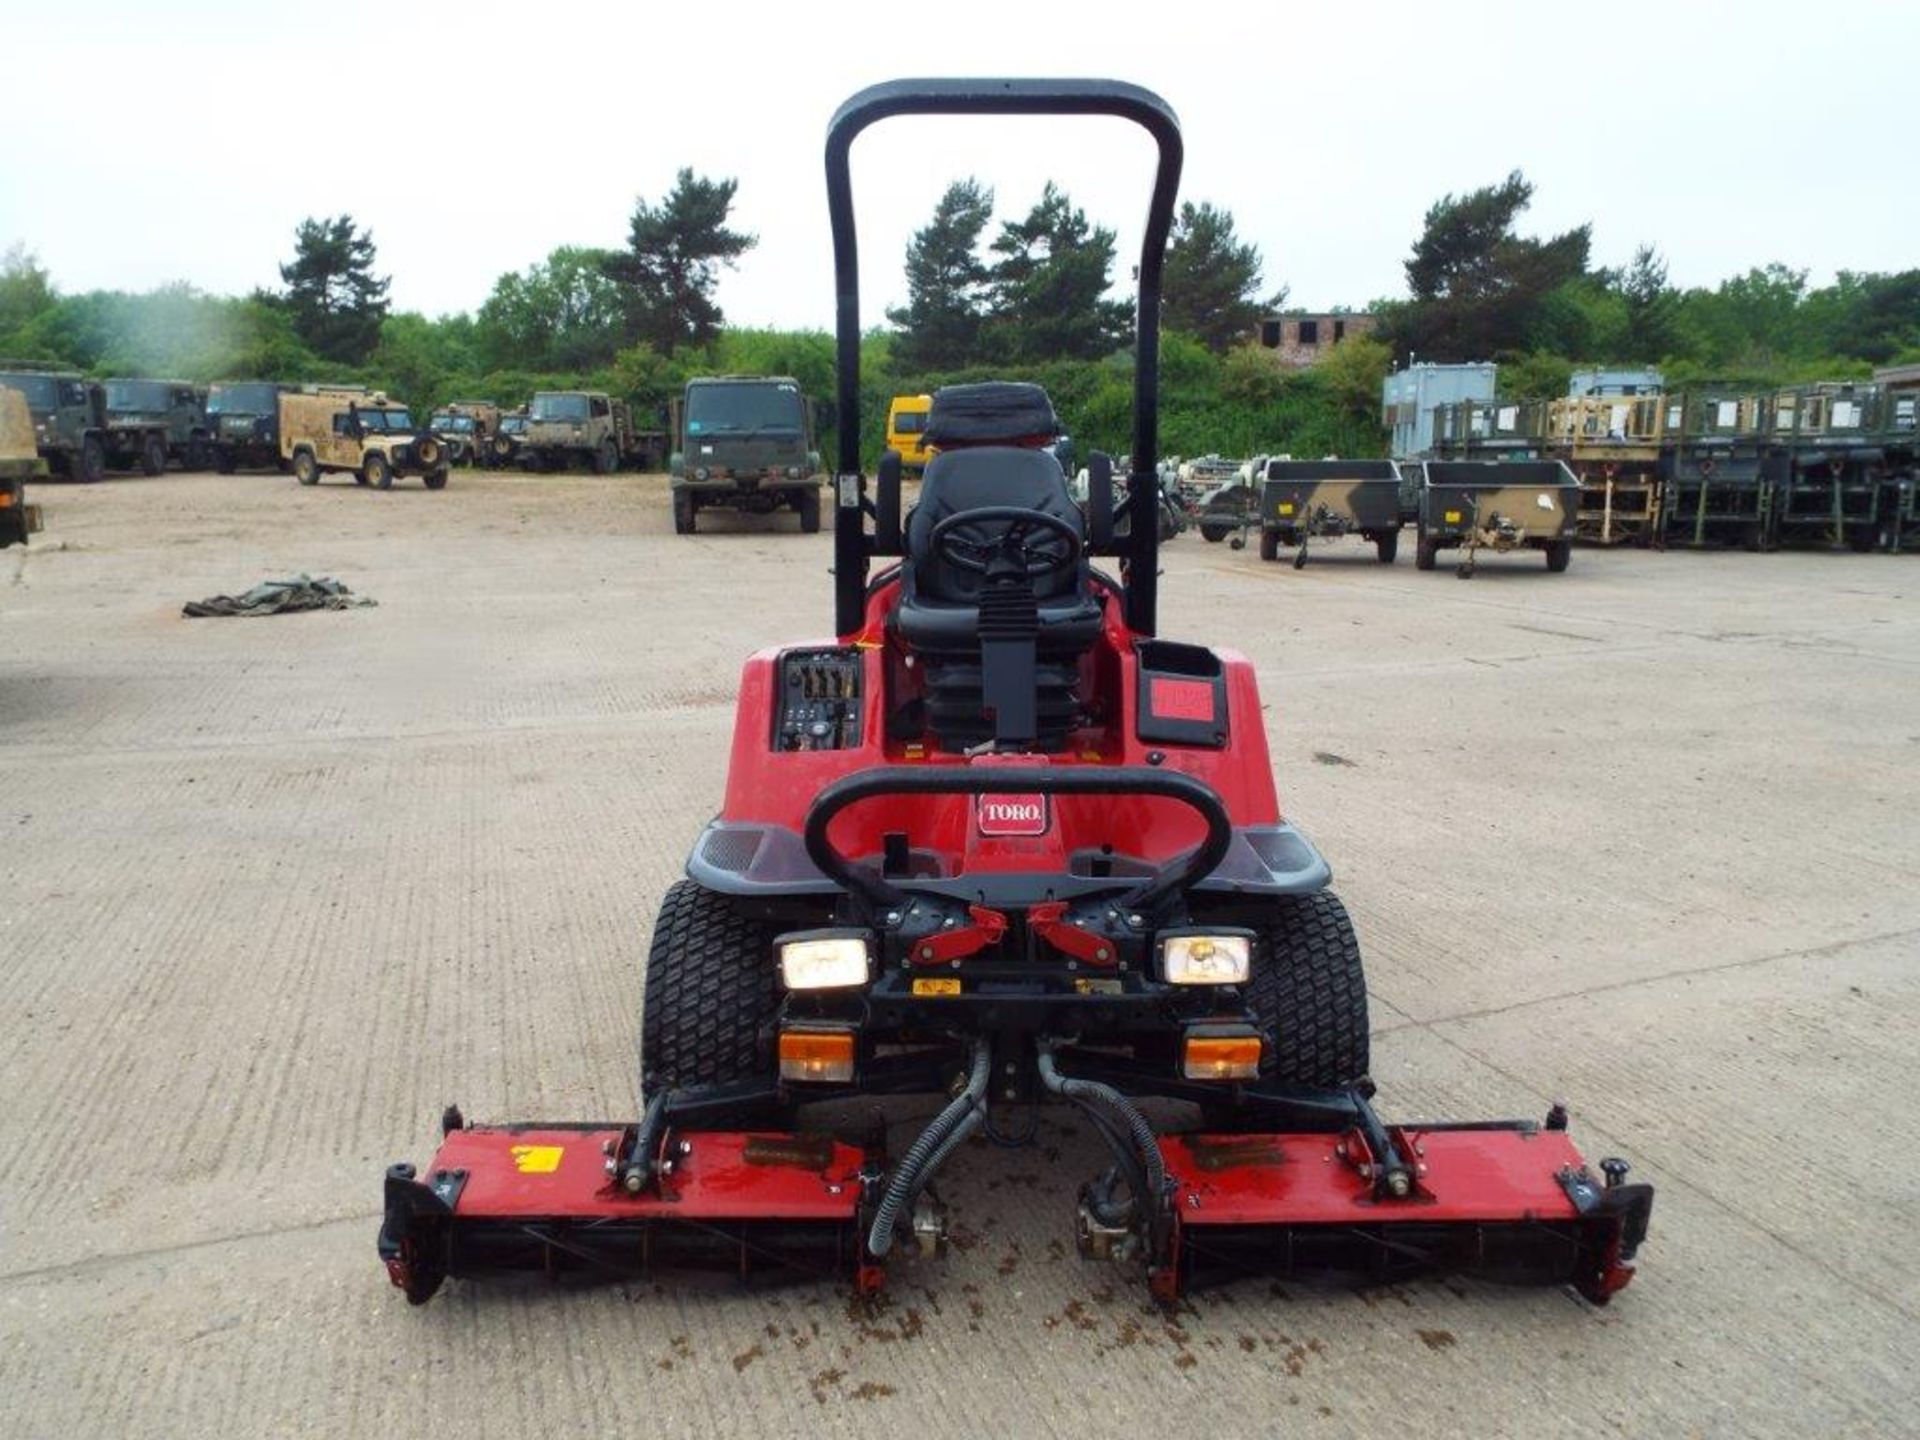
[976,794,1050,837]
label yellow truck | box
[885,393,933,472]
[279,389,450,490]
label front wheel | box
[672,489,696,535]
[423,468,449,491]
[1200,520,1230,544]
[1258,527,1280,562]
[797,487,821,533]
[1374,530,1399,564]
[141,434,167,476]
[639,880,782,1094]
[363,453,392,490]
[1545,538,1572,572]
[214,447,237,474]
[595,440,619,475]
[74,435,106,483]
[1246,891,1370,1089]
[185,438,209,471]
[1415,535,1438,570]
[293,449,320,486]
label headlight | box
[693,466,710,481]
[1159,930,1252,985]
[786,465,801,479]
[777,929,872,990]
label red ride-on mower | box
[380,79,1653,1308]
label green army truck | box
[104,378,211,472]
[0,365,123,481]
[518,391,665,473]
[669,375,823,535]
[0,386,46,547]
[208,381,294,472]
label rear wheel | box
[1246,892,1370,1089]
[185,437,209,471]
[214,447,237,474]
[639,880,781,1093]
[141,434,167,476]
[798,486,821,533]
[423,468,449,491]
[1374,530,1399,564]
[1258,527,1280,562]
[672,488,696,535]
[293,448,320,486]
[1415,535,1438,570]
[1544,538,1572,572]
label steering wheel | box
[929,506,1082,579]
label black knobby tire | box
[639,880,781,1092]
[364,453,393,490]
[1415,535,1438,571]
[1200,521,1229,544]
[75,435,106,483]
[423,468,449,491]
[141,434,167,476]
[1258,527,1280,562]
[1375,530,1399,564]
[293,449,321,486]
[798,487,821,533]
[214,447,237,474]
[672,489,696,535]
[1545,538,1572,572]
[596,441,619,475]
[185,437,209,472]
[1246,892,1370,1089]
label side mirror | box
[875,449,903,555]
[1086,451,1114,553]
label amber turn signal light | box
[1182,1034,1261,1081]
[778,1027,856,1083]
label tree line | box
[3,163,1914,462]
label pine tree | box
[602,169,755,355]
[887,179,994,370]
[277,215,390,364]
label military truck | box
[0,386,46,547]
[517,391,664,473]
[669,376,822,534]
[426,400,501,467]
[1414,460,1578,576]
[207,381,294,472]
[104,379,210,473]
[1253,458,1407,567]
[279,389,451,490]
[0,365,119,480]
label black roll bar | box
[824,79,1184,637]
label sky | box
[4,0,1915,332]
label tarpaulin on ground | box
[182,575,376,618]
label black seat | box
[892,383,1103,750]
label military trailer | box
[1658,390,1770,548]
[0,366,113,480]
[1415,460,1578,576]
[279,389,451,490]
[0,387,46,548]
[1767,383,1884,551]
[1194,457,1266,542]
[1256,458,1406,567]
[669,376,823,534]
[517,391,663,473]
[427,401,501,467]
[104,378,210,473]
[207,381,294,472]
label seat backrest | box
[906,447,1086,604]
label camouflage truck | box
[279,389,451,490]
[1414,460,1578,576]
[669,376,822,534]
[517,391,664,473]
[0,386,46,548]
[1253,458,1407,567]
[0,365,122,481]
[207,381,294,471]
[104,379,211,473]
[488,408,529,468]
[426,400,501,467]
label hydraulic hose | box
[1036,1046,1167,1208]
[867,1040,991,1257]
[905,1104,986,1210]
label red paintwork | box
[425,1127,865,1223]
[1160,1129,1589,1227]
[1148,676,1216,723]
[909,904,1008,965]
[1027,900,1117,965]
[716,576,1281,879]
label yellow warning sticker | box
[1444,509,1462,523]
[1277,502,1295,516]
[510,1144,564,1174]
[912,977,962,996]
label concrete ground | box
[0,469,1914,1439]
